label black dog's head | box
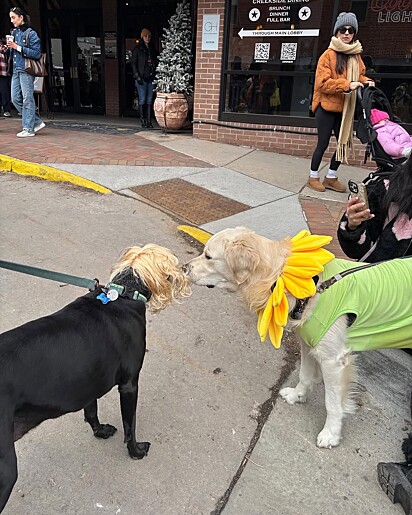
[110,244,191,313]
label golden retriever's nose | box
[182,263,190,275]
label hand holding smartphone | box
[347,180,372,229]
[348,180,369,210]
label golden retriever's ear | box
[225,238,260,284]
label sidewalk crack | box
[211,333,300,514]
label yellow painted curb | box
[0,154,111,194]
[178,225,212,245]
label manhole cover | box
[131,178,249,225]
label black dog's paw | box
[127,441,151,460]
[93,424,117,439]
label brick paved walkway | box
[300,197,348,259]
[0,118,209,167]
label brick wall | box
[192,0,392,169]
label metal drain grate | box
[131,178,249,225]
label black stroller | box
[356,86,407,172]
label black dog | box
[0,244,191,512]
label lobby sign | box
[239,0,320,63]
[202,14,220,51]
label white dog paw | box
[279,387,307,405]
[316,429,341,448]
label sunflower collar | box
[257,230,335,349]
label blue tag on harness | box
[97,292,110,304]
[97,288,119,304]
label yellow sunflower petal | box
[291,235,333,252]
[282,274,316,298]
[283,264,324,278]
[257,299,273,342]
[290,230,311,243]
[274,294,289,327]
[272,276,284,306]
[257,309,267,341]
[268,321,283,348]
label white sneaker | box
[17,129,35,138]
[34,121,46,133]
[3,112,11,117]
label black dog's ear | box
[225,238,260,285]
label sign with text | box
[238,28,319,39]
[104,31,117,59]
[202,14,220,51]
[241,0,320,31]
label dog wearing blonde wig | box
[0,244,191,512]
[184,227,412,448]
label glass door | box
[47,10,104,114]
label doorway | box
[47,9,104,114]
[118,0,196,118]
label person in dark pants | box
[0,37,11,116]
[131,28,158,129]
[337,155,412,514]
[308,12,374,193]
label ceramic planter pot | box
[154,92,189,130]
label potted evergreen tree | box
[153,0,193,130]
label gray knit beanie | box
[333,12,358,35]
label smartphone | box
[348,179,369,210]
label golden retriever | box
[183,227,412,448]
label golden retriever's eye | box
[205,253,212,260]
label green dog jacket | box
[297,258,412,351]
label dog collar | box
[100,267,152,305]
[104,282,148,303]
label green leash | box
[0,260,99,291]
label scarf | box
[328,37,363,163]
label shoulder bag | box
[24,29,48,77]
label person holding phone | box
[338,158,412,515]
[337,157,412,262]
[307,12,374,193]
[7,7,45,137]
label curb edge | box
[0,154,111,194]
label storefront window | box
[221,0,412,126]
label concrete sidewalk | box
[1,114,363,249]
[1,115,410,514]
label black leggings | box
[310,105,342,172]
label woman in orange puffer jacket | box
[307,12,374,193]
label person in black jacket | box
[337,156,412,514]
[337,156,412,262]
[131,28,157,128]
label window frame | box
[218,0,412,130]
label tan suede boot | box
[306,177,325,192]
[322,177,347,193]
